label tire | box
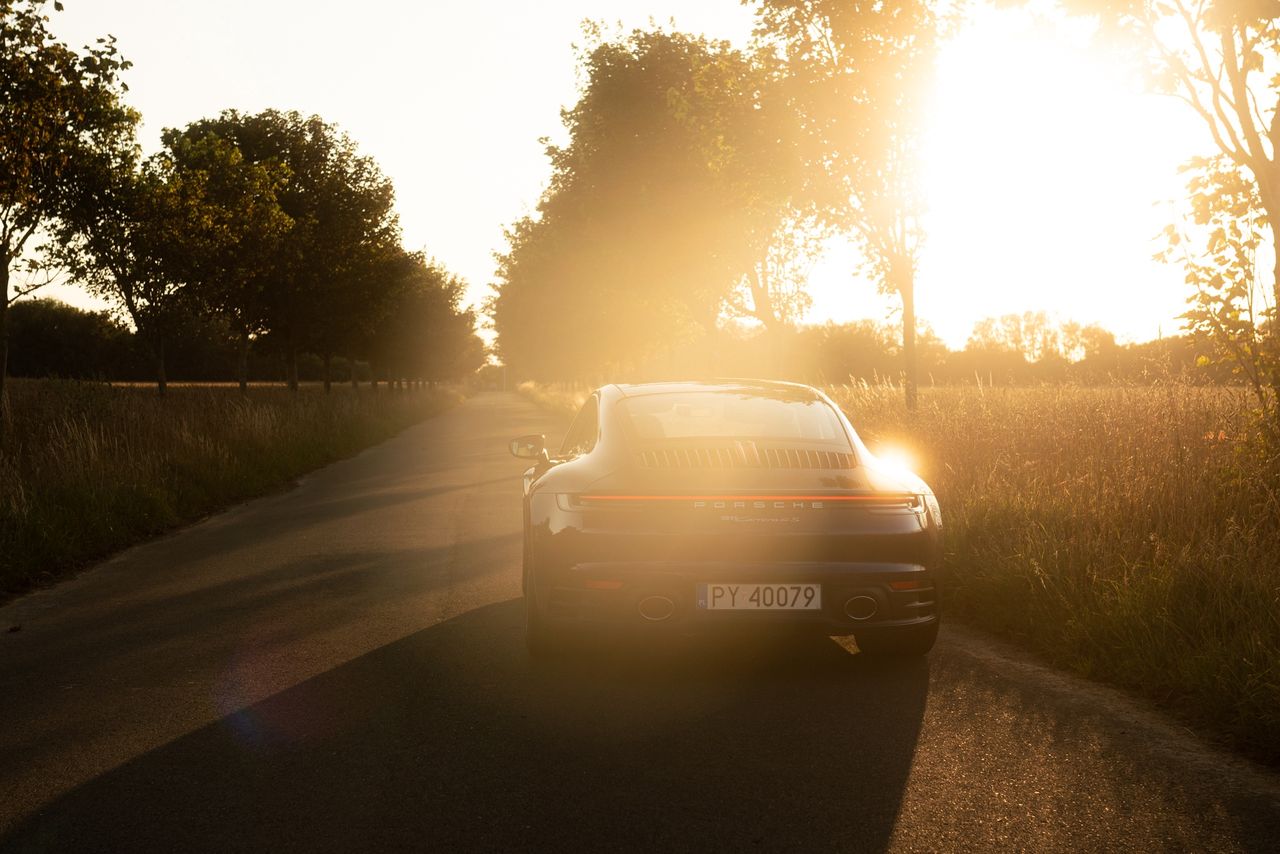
[524,578,567,659]
[855,621,939,657]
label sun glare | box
[805,5,1208,348]
[872,445,918,480]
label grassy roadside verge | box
[517,380,1280,765]
[0,380,461,598]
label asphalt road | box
[2,391,1279,853]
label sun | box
[918,5,1207,344]
[804,4,1206,349]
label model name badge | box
[693,500,825,509]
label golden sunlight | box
[805,5,1209,347]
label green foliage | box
[0,0,137,409]
[1158,155,1278,418]
[491,27,801,379]
[371,253,487,383]
[56,144,205,391]
[159,128,293,351]
[0,0,136,254]
[50,106,482,394]
[5,299,132,378]
[176,110,403,387]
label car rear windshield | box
[619,392,850,445]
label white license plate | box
[696,583,822,611]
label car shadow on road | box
[3,600,928,853]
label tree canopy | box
[1,0,136,414]
[491,27,801,380]
[748,0,942,410]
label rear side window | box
[560,396,599,456]
[620,392,848,445]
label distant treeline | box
[483,312,1227,388]
[6,299,399,384]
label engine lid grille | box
[635,442,854,470]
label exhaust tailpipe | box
[844,595,878,621]
[637,595,676,622]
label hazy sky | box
[45,0,1205,347]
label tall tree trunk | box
[0,256,10,438]
[287,332,299,393]
[155,336,168,398]
[750,263,778,329]
[1269,214,1280,422]
[322,353,332,394]
[901,273,918,412]
[237,329,250,396]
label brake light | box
[578,494,918,504]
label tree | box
[1069,0,1280,418]
[731,212,820,329]
[1159,155,1276,415]
[182,110,400,392]
[6,298,131,378]
[0,0,135,419]
[57,134,274,395]
[749,0,940,409]
[57,153,190,394]
[374,253,485,386]
[491,28,800,380]
[159,127,292,393]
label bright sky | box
[46,0,1205,348]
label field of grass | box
[0,379,460,597]
[518,381,1280,764]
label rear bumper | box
[534,560,938,635]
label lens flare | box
[873,446,917,480]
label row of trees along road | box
[490,3,939,407]
[1,0,483,418]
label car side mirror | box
[509,434,548,461]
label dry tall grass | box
[0,380,460,596]
[828,384,1280,763]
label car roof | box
[611,379,823,401]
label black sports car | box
[510,380,942,657]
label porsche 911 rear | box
[519,382,943,657]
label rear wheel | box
[855,622,938,657]
[524,577,568,659]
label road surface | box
[2,392,1278,852]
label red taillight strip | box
[579,494,916,502]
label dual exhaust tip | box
[843,595,878,621]
[637,594,878,622]
[637,595,677,622]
